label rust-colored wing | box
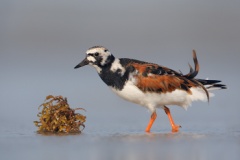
[130,62,196,94]
[127,50,209,100]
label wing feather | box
[129,63,195,94]
[124,51,210,101]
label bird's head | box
[74,46,115,72]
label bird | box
[74,46,226,132]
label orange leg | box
[164,106,181,132]
[145,111,157,132]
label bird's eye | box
[95,52,99,57]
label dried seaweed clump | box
[34,95,86,134]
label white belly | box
[110,81,209,112]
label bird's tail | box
[183,50,227,91]
[196,79,227,91]
[182,50,227,102]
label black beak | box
[74,57,89,69]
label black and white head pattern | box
[86,46,114,73]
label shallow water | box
[1,120,240,160]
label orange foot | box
[171,125,181,132]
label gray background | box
[1,0,240,159]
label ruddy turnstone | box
[74,46,226,132]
